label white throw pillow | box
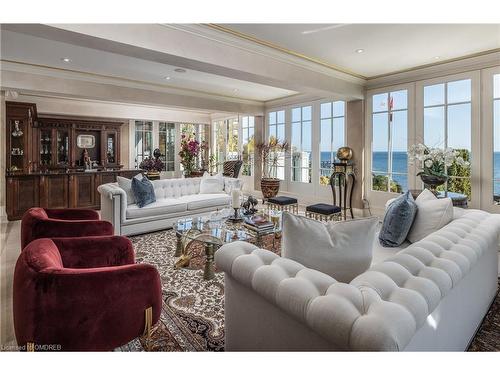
[199,172,224,194]
[116,173,142,205]
[407,189,453,243]
[282,213,378,282]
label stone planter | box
[420,174,447,192]
[260,178,280,202]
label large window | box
[291,105,312,183]
[493,74,500,203]
[241,116,255,176]
[226,118,239,161]
[371,90,408,192]
[159,122,175,171]
[267,110,285,180]
[320,101,345,185]
[423,79,472,198]
[134,120,153,166]
[180,123,207,170]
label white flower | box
[424,159,433,168]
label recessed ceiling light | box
[233,88,239,92]
[355,49,364,54]
[434,56,441,60]
[61,57,72,63]
[165,76,171,80]
[174,68,187,73]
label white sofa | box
[98,176,242,235]
[215,209,500,351]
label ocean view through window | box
[424,79,472,199]
[320,101,345,185]
[371,90,408,192]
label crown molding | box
[161,24,367,86]
[366,50,500,89]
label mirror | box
[77,134,95,149]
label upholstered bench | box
[266,196,298,214]
[305,203,341,221]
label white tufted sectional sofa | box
[98,176,242,235]
[216,209,500,351]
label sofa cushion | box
[131,176,156,208]
[177,193,230,211]
[407,189,453,243]
[282,213,379,282]
[379,191,418,247]
[199,172,224,194]
[126,198,187,219]
[116,174,142,205]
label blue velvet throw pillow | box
[131,176,156,208]
[379,191,418,247]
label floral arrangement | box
[255,137,290,179]
[139,156,164,172]
[179,133,200,174]
[408,143,470,178]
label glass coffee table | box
[174,212,280,280]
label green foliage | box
[372,174,402,193]
[446,149,471,199]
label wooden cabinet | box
[6,175,40,220]
[40,175,69,209]
[6,102,37,173]
[5,101,133,220]
[5,170,140,220]
[71,173,96,209]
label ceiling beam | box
[1,23,365,100]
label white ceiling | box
[223,24,500,77]
[0,29,298,101]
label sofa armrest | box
[51,236,134,268]
[98,183,128,231]
[45,208,100,220]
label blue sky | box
[372,79,482,152]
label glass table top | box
[175,209,282,247]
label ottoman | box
[266,196,299,214]
[305,203,341,221]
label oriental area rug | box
[118,229,499,352]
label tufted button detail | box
[215,210,500,351]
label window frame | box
[416,71,480,209]
[290,104,313,184]
[365,83,416,209]
[134,120,154,167]
[266,109,287,181]
[319,100,346,186]
[480,66,500,213]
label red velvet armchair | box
[13,236,162,351]
[21,208,114,249]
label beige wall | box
[346,100,365,210]
[0,91,5,218]
[120,121,130,169]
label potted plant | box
[139,151,165,180]
[179,133,201,177]
[408,143,470,192]
[256,137,290,201]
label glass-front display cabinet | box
[56,128,70,166]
